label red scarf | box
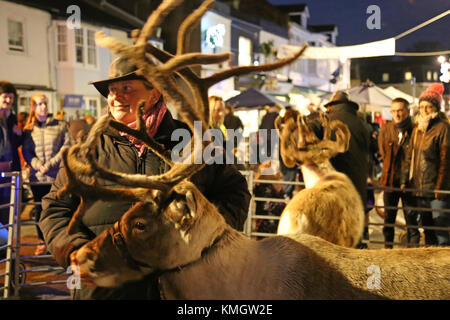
[119,99,167,156]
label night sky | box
[268,0,450,52]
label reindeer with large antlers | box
[39,0,450,300]
[275,112,365,247]
[39,0,305,299]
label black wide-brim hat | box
[324,91,359,111]
[88,57,147,98]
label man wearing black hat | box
[323,91,371,247]
[39,57,251,299]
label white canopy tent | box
[320,83,393,111]
[383,86,415,104]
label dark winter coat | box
[378,118,413,188]
[410,114,450,199]
[0,112,22,171]
[22,118,72,182]
[224,113,243,131]
[326,102,371,207]
[39,111,251,299]
[0,113,24,224]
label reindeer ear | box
[185,191,197,215]
[165,193,195,230]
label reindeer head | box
[276,113,350,167]
[58,0,306,287]
[72,182,226,287]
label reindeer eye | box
[134,222,146,231]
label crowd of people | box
[0,55,449,297]
[247,83,449,249]
[0,81,96,254]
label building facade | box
[2,0,351,121]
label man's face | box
[419,100,437,117]
[107,80,161,125]
[34,96,48,119]
[390,102,409,124]
[0,93,15,110]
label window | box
[75,28,84,63]
[87,30,97,66]
[74,28,98,67]
[8,19,24,52]
[433,71,438,81]
[238,36,252,66]
[404,72,412,81]
[57,25,68,62]
[19,96,30,109]
[84,98,99,117]
[426,71,432,81]
[382,73,389,82]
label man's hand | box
[39,165,49,174]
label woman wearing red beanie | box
[409,82,450,246]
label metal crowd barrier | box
[2,169,449,299]
[0,172,68,299]
[240,170,450,247]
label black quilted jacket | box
[39,111,250,299]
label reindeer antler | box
[60,0,307,235]
[276,113,351,167]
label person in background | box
[208,96,227,140]
[223,105,244,162]
[55,109,66,122]
[374,111,386,127]
[409,83,450,246]
[224,105,243,131]
[22,93,72,255]
[17,111,33,201]
[378,97,419,248]
[259,104,281,160]
[323,91,371,248]
[0,81,23,226]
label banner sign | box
[278,38,396,60]
[64,94,84,108]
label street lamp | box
[437,56,446,64]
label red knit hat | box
[419,83,444,109]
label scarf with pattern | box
[119,99,167,156]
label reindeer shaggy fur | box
[73,183,450,300]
